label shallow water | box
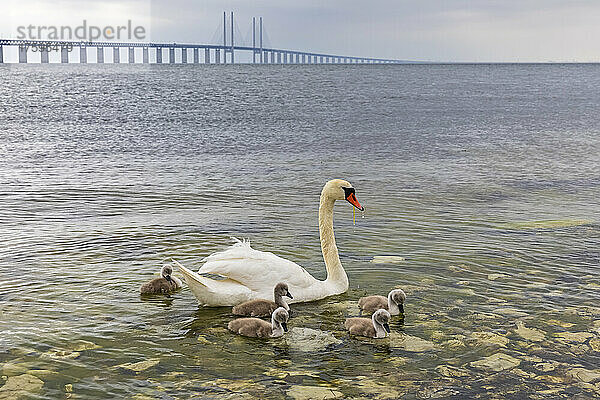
[1,64,600,399]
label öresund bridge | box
[0,12,408,65]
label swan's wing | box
[198,241,318,293]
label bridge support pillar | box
[18,46,27,63]
[205,48,210,63]
[169,48,175,64]
[143,47,149,63]
[80,46,87,63]
[128,47,135,63]
[0,45,3,63]
[61,46,69,63]
[215,49,220,64]
[193,48,199,63]
[113,47,120,63]
[276,52,281,64]
[263,51,268,63]
[97,47,104,63]
[156,48,162,63]
[182,48,187,63]
[41,48,49,63]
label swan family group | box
[140,179,406,339]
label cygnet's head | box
[273,307,289,332]
[274,282,293,299]
[390,289,406,306]
[373,309,391,333]
[322,179,364,211]
[161,265,173,282]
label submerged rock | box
[555,332,594,343]
[417,385,459,399]
[389,333,435,352]
[1,361,35,376]
[470,353,520,372]
[567,368,600,383]
[370,256,405,264]
[69,340,101,352]
[40,350,81,360]
[534,362,556,372]
[115,359,160,373]
[545,319,575,328]
[350,377,403,399]
[197,335,211,345]
[26,370,59,380]
[515,321,545,342]
[284,327,342,352]
[435,365,470,378]
[264,368,320,380]
[0,374,44,399]
[498,219,592,230]
[287,385,343,400]
[471,331,510,347]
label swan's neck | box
[274,294,289,310]
[319,196,348,292]
[372,314,388,338]
[388,292,400,315]
[270,316,284,337]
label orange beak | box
[346,191,364,211]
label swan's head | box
[273,307,289,332]
[373,309,391,333]
[322,179,364,211]
[161,264,173,282]
[275,282,293,299]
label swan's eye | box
[342,187,355,199]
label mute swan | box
[140,265,182,294]
[345,309,391,338]
[358,289,406,315]
[174,179,364,306]
[232,282,293,317]
[228,307,289,338]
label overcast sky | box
[3,0,600,62]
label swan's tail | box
[171,258,250,306]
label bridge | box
[0,12,410,64]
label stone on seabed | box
[470,353,520,372]
[555,332,594,343]
[515,321,545,342]
[284,327,342,352]
[388,333,435,352]
[471,331,510,347]
[567,368,600,383]
[370,255,405,264]
[0,374,44,400]
[115,359,160,373]
[287,385,343,400]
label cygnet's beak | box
[281,322,288,332]
[165,275,173,283]
[343,187,364,211]
[286,291,293,299]
[383,323,391,333]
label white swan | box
[173,179,364,306]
